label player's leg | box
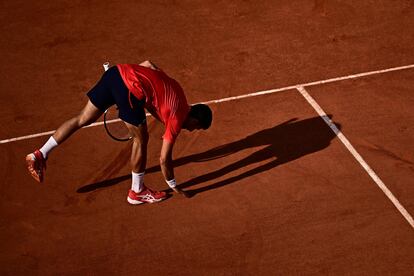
[25,100,104,183]
[25,67,115,183]
[123,122,167,205]
[53,100,103,144]
[124,122,149,174]
[107,67,148,193]
[114,82,167,204]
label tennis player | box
[25,60,212,204]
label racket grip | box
[103,62,110,71]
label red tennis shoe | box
[127,186,167,205]
[25,150,46,182]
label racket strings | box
[104,106,133,142]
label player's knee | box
[77,113,95,127]
[131,131,149,145]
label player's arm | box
[139,60,159,70]
[160,139,189,197]
[160,139,174,181]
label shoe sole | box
[127,197,145,205]
[127,196,165,205]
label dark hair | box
[189,104,212,129]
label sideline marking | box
[297,85,414,229]
[1,63,414,144]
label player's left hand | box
[172,187,191,198]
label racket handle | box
[103,62,110,71]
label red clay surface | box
[306,69,414,215]
[1,1,414,275]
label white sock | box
[39,136,58,159]
[131,171,145,193]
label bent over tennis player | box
[25,60,212,204]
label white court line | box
[297,86,414,229]
[200,63,414,105]
[0,113,151,144]
[1,63,414,144]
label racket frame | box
[103,107,133,142]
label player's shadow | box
[77,116,340,196]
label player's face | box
[184,118,202,131]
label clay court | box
[1,1,414,275]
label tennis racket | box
[102,62,133,142]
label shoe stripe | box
[138,194,160,202]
